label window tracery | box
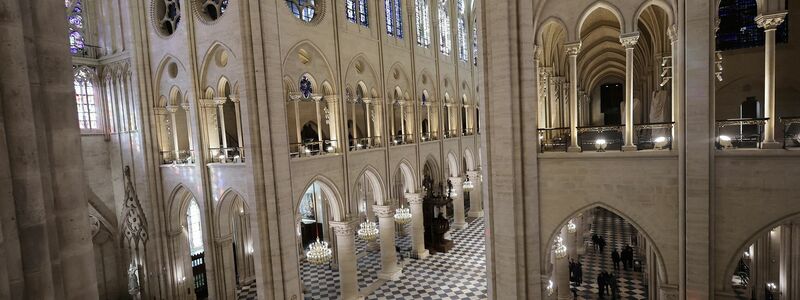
[386,0,403,38]
[416,0,431,47]
[286,0,317,23]
[438,0,451,55]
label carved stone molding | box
[756,12,787,30]
[619,32,640,49]
[373,205,395,218]
[564,42,582,56]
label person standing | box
[598,236,606,253]
[576,261,583,285]
[611,249,621,270]
[610,273,619,299]
[597,271,606,298]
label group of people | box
[596,271,619,298]
[591,233,607,253]
[568,259,583,285]
[611,245,636,271]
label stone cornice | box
[564,42,582,56]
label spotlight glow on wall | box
[654,136,668,150]
[719,135,733,149]
[594,139,607,152]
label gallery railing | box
[715,118,767,149]
[420,131,439,142]
[390,134,415,146]
[781,116,800,149]
[349,136,383,151]
[289,140,338,158]
[160,150,195,165]
[209,147,245,163]
[634,122,675,150]
[577,125,624,151]
[443,129,460,139]
[462,128,475,136]
[537,127,570,153]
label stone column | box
[166,105,180,161]
[756,13,787,149]
[405,193,429,259]
[575,214,585,255]
[214,97,228,152]
[466,171,484,217]
[668,25,680,150]
[450,177,467,229]
[556,228,571,300]
[364,99,372,146]
[399,101,406,137]
[565,42,582,152]
[566,219,577,260]
[182,103,194,160]
[230,96,244,152]
[330,220,363,300]
[374,205,403,280]
[620,33,640,151]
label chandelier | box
[567,220,576,234]
[463,176,475,191]
[394,206,412,225]
[553,237,567,259]
[306,238,333,265]
[357,220,379,241]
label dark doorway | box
[601,83,623,125]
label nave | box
[574,209,648,300]
[270,217,489,299]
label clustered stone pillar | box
[620,32,640,152]
[565,42,582,152]
[466,171,483,218]
[668,25,680,150]
[0,1,99,298]
[556,227,571,300]
[166,105,181,161]
[450,177,467,229]
[567,219,578,260]
[214,97,229,156]
[756,12,787,149]
[374,205,403,280]
[330,220,362,300]
[405,193,430,259]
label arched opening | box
[419,90,440,141]
[390,88,414,145]
[216,191,256,299]
[346,83,383,150]
[544,206,664,300]
[159,87,193,164]
[210,78,244,163]
[285,73,339,157]
[186,199,208,299]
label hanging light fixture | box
[553,236,567,259]
[357,220,379,241]
[306,186,333,266]
[394,206,412,225]
[306,238,333,265]
[463,176,475,191]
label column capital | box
[564,42,582,56]
[449,176,464,185]
[619,32,640,49]
[667,25,678,42]
[373,205,396,218]
[213,97,227,106]
[329,220,359,237]
[756,12,787,30]
[181,103,191,111]
[229,96,241,103]
[165,105,179,113]
[466,170,481,181]
[405,192,424,204]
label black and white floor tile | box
[366,217,487,300]
[236,281,257,300]
[573,208,648,300]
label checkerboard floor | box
[366,217,487,300]
[573,208,648,300]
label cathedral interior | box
[1,0,800,299]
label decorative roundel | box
[195,0,229,22]
[285,0,321,23]
[152,0,181,37]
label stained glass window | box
[472,21,478,66]
[716,0,789,50]
[187,200,204,255]
[346,0,369,26]
[74,68,99,130]
[438,0,451,55]
[286,0,316,23]
[416,0,431,47]
[386,0,403,38]
[456,0,467,61]
[66,0,86,55]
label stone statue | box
[649,90,668,123]
[127,263,140,295]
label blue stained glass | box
[300,76,313,99]
[359,0,369,26]
[386,0,403,38]
[286,0,316,23]
[66,0,85,55]
[716,0,789,50]
[395,0,403,38]
[346,0,357,22]
[386,0,394,34]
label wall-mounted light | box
[719,135,733,149]
[654,136,668,150]
[595,139,607,152]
